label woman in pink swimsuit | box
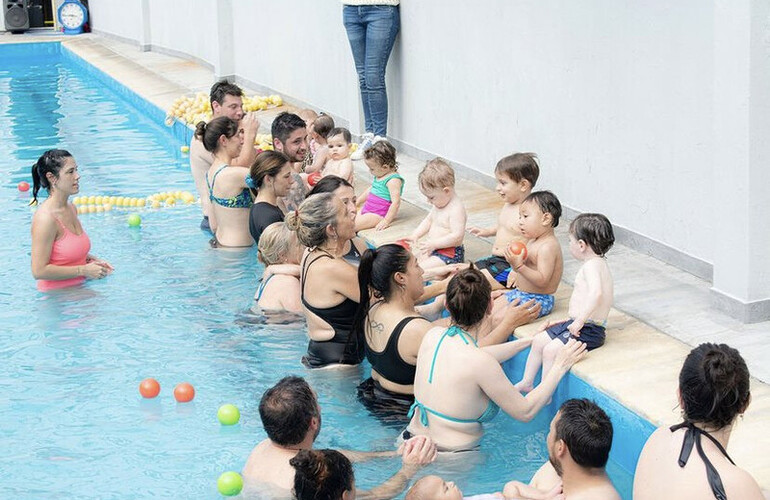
[30,150,113,291]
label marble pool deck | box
[2,32,768,493]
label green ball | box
[217,404,240,426]
[127,214,142,227]
[217,471,243,496]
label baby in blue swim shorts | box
[514,213,616,393]
[491,190,564,320]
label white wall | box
[88,0,142,44]
[86,0,770,318]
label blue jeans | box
[343,5,400,137]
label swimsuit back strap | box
[256,274,274,301]
[207,164,228,192]
[408,399,480,427]
[670,422,734,500]
[300,253,333,298]
[427,325,475,384]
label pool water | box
[0,43,634,499]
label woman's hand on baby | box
[505,298,541,327]
[554,339,587,372]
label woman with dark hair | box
[290,438,436,500]
[30,150,113,291]
[248,150,295,244]
[354,244,435,414]
[286,193,362,368]
[196,116,252,247]
[634,343,761,500]
[405,268,586,451]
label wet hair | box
[285,192,340,248]
[312,115,335,139]
[419,157,455,190]
[363,140,398,170]
[259,376,319,446]
[209,79,243,107]
[307,175,353,198]
[258,221,296,266]
[271,112,307,146]
[679,343,750,429]
[554,399,613,469]
[523,190,562,227]
[326,127,351,144]
[290,449,354,500]
[570,213,615,257]
[31,149,73,204]
[249,150,291,190]
[194,116,239,153]
[353,245,412,341]
[495,152,540,187]
[446,267,491,329]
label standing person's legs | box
[343,6,375,134]
[362,6,400,137]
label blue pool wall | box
[2,40,657,483]
[503,348,656,478]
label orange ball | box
[508,241,528,260]
[18,181,30,192]
[174,382,195,403]
[139,378,161,399]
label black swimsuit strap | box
[670,422,735,500]
[300,251,334,298]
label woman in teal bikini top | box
[408,324,500,426]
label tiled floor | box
[4,32,768,492]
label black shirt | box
[249,202,284,244]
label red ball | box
[18,181,30,192]
[174,382,195,403]
[139,378,160,399]
[508,241,528,260]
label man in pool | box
[190,79,259,232]
[515,398,620,500]
[242,376,437,496]
[405,399,619,500]
[271,112,309,211]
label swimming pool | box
[0,42,648,498]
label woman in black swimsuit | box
[286,193,362,368]
[307,175,367,265]
[353,244,437,420]
[634,343,761,500]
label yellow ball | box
[138,199,146,207]
[88,205,97,214]
[87,195,96,204]
[109,196,117,204]
[166,198,176,206]
[94,196,102,205]
[128,198,137,207]
[103,204,113,211]
[180,146,190,153]
[72,197,81,205]
[96,206,104,213]
[151,200,161,209]
[116,196,125,206]
[77,206,84,214]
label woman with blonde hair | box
[254,221,303,313]
[286,193,361,368]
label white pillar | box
[214,0,234,79]
[711,0,770,322]
[138,0,151,52]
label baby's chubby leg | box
[354,212,383,232]
[515,330,552,393]
[418,254,447,270]
[542,338,567,381]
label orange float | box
[139,378,160,398]
[173,382,195,403]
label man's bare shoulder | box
[569,483,621,500]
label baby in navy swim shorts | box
[407,158,467,270]
[514,213,616,393]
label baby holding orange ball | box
[514,213,615,394]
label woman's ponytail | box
[353,248,377,343]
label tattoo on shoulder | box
[369,321,384,334]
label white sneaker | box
[351,133,374,160]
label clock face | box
[60,3,85,29]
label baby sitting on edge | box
[491,190,564,322]
[406,475,563,500]
[407,158,467,270]
[515,213,615,393]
